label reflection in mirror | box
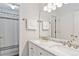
[39,3,79,49]
[42,21,49,31]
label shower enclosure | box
[0,4,19,56]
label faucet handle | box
[70,34,74,37]
[71,34,73,37]
[75,36,78,38]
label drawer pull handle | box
[31,48,33,49]
[40,52,42,55]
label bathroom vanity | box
[29,39,79,56]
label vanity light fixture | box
[43,3,68,13]
[55,3,63,7]
[48,9,52,13]
[43,6,48,11]
[51,5,56,10]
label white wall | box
[19,3,40,56]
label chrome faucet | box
[63,35,79,49]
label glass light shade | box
[43,6,48,11]
[57,3,63,7]
[47,3,53,9]
[51,5,56,10]
[48,9,51,13]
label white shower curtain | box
[0,5,19,55]
[0,19,19,56]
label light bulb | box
[48,9,51,13]
[57,3,63,7]
[43,6,48,11]
[51,5,56,10]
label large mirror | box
[39,3,79,42]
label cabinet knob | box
[31,48,33,50]
[75,36,78,38]
[40,52,42,55]
[70,34,74,37]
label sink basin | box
[34,39,63,48]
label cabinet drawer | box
[38,47,53,56]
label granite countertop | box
[29,39,79,56]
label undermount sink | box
[34,38,79,50]
[34,39,63,48]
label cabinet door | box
[38,47,53,56]
[29,42,39,56]
[29,42,34,56]
[29,42,55,56]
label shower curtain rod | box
[0,16,18,20]
[0,11,18,15]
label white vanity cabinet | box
[29,42,39,56]
[29,42,55,56]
